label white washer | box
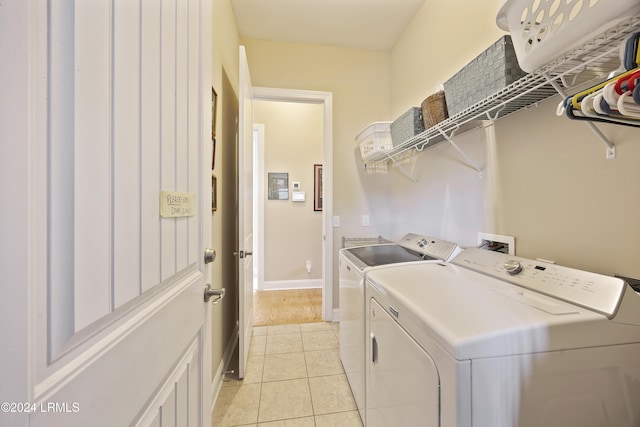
[339,234,462,424]
[366,248,640,427]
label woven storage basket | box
[390,107,425,147]
[443,36,526,117]
[421,91,449,129]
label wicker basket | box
[443,36,526,117]
[390,107,425,147]
[421,91,449,129]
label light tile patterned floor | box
[212,322,363,427]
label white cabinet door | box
[1,0,212,425]
[367,298,440,427]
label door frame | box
[253,123,266,292]
[252,87,334,321]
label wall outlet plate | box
[478,232,515,255]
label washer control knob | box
[504,260,523,275]
[417,238,428,248]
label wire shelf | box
[364,15,640,164]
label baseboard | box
[210,322,239,411]
[332,308,340,322]
[262,279,322,291]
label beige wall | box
[254,100,324,282]
[390,0,504,116]
[386,0,640,279]
[241,39,393,306]
[493,98,640,276]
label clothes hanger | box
[633,83,640,105]
[614,68,640,95]
[624,32,640,71]
[572,68,640,110]
[617,92,640,117]
[566,98,640,127]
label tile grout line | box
[255,337,265,426]
[301,327,320,426]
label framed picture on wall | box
[314,164,323,211]
[268,172,289,200]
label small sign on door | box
[160,191,196,218]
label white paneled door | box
[237,46,255,379]
[1,0,212,426]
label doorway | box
[252,87,334,322]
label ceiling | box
[230,0,427,51]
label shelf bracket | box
[543,72,616,159]
[435,128,483,178]
[486,105,506,121]
[559,67,585,88]
[388,155,418,183]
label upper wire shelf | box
[365,15,640,164]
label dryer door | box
[367,298,440,427]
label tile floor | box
[212,322,363,427]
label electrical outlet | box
[362,215,370,226]
[332,216,340,227]
[478,232,515,255]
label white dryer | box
[366,248,640,427]
[339,234,462,424]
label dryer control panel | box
[452,248,627,319]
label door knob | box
[233,250,253,258]
[204,284,225,304]
[204,248,216,264]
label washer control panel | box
[400,233,462,261]
[452,248,627,318]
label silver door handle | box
[233,250,253,258]
[371,332,378,364]
[204,248,216,264]
[204,284,225,304]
